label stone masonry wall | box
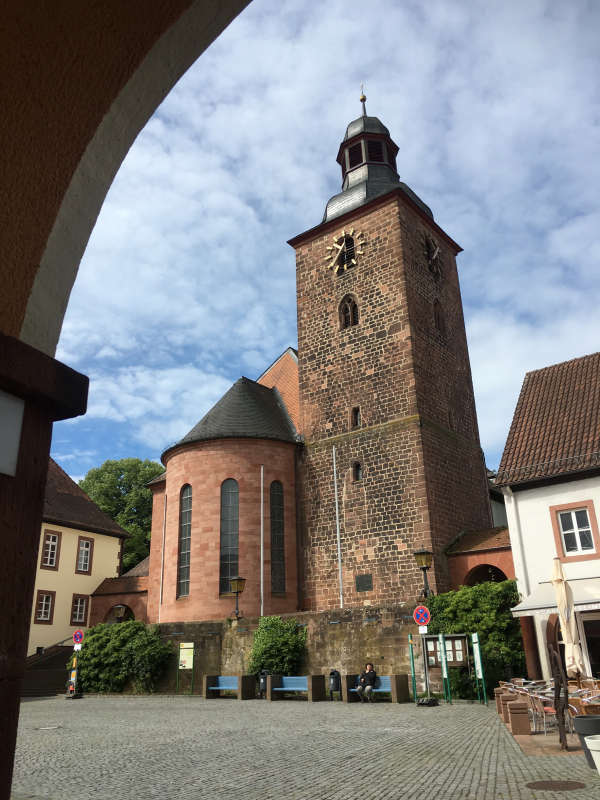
[293,190,490,609]
[154,605,421,693]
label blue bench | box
[267,674,326,702]
[342,673,409,703]
[202,674,255,700]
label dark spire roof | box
[162,377,298,460]
[323,100,433,223]
[43,458,129,539]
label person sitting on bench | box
[356,663,377,703]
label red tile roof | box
[43,458,129,538]
[496,352,600,486]
[446,527,510,555]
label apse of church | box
[289,94,491,610]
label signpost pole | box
[408,634,418,704]
[422,634,430,699]
[471,633,487,705]
[413,605,431,700]
[438,633,451,704]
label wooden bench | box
[342,674,409,703]
[202,674,255,700]
[267,674,326,701]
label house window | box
[351,406,361,428]
[340,295,359,329]
[353,462,363,481]
[34,590,56,625]
[550,500,600,562]
[270,481,285,594]
[559,509,594,554]
[177,484,192,598]
[70,594,89,626]
[220,479,239,593]
[75,536,94,575]
[40,529,61,570]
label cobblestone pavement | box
[11,696,600,800]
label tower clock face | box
[324,229,365,274]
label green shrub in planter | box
[248,616,306,675]
[71,621,173,693]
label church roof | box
[162,377,298,460]
[43,458,129,539]
[446,527,511,555]
[496,351,600,486]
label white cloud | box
[53,0,600,478]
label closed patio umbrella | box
[551,557,586,677]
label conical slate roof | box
[163,377,298,460]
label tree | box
[247,616,307,675]
[79,458,164,572]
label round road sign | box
[413,605,431,626]
[73,629,84,644]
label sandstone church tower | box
[289,95,491,611]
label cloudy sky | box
[52,0,600,481]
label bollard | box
[500,692,515,724]
[508,700,531,735]
[494,687,505,714]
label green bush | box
[72,621,173,693]
[247,616,307,675]
[427,580,526,694]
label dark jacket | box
[359,669,377,687]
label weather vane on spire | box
[360,84,367,117]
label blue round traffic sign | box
[73,629,84,644]
[413,605,431,625]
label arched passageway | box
[463,564,508,586]
[0,4,250,798]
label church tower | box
[289,95,491,611]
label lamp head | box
[229,576,246,595]
[414,549,433,570]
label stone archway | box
[1,5,250,797]
[105,605,135,624]
[463,563,508,586]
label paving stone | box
[10,697,600,800]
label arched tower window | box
[176,484,192,598]
[270,481,285,593]
[219,479,239,594]
[340,295,359,329]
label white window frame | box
[77,539,91,572]
[37,593,52,621]
[42,532,59,567]
[558,508,595,555]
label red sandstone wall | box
[293,191,490,609]
[147,438,298,623]
[447,548,516,589]
[257,350,300,432]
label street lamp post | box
[413,549,433,598]
[229,576,246,619]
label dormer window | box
[367,140,385,162]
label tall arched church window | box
[219,479,239,594]
[270,481,285,593]
[176,484,192,598]
[340,295,359,329]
